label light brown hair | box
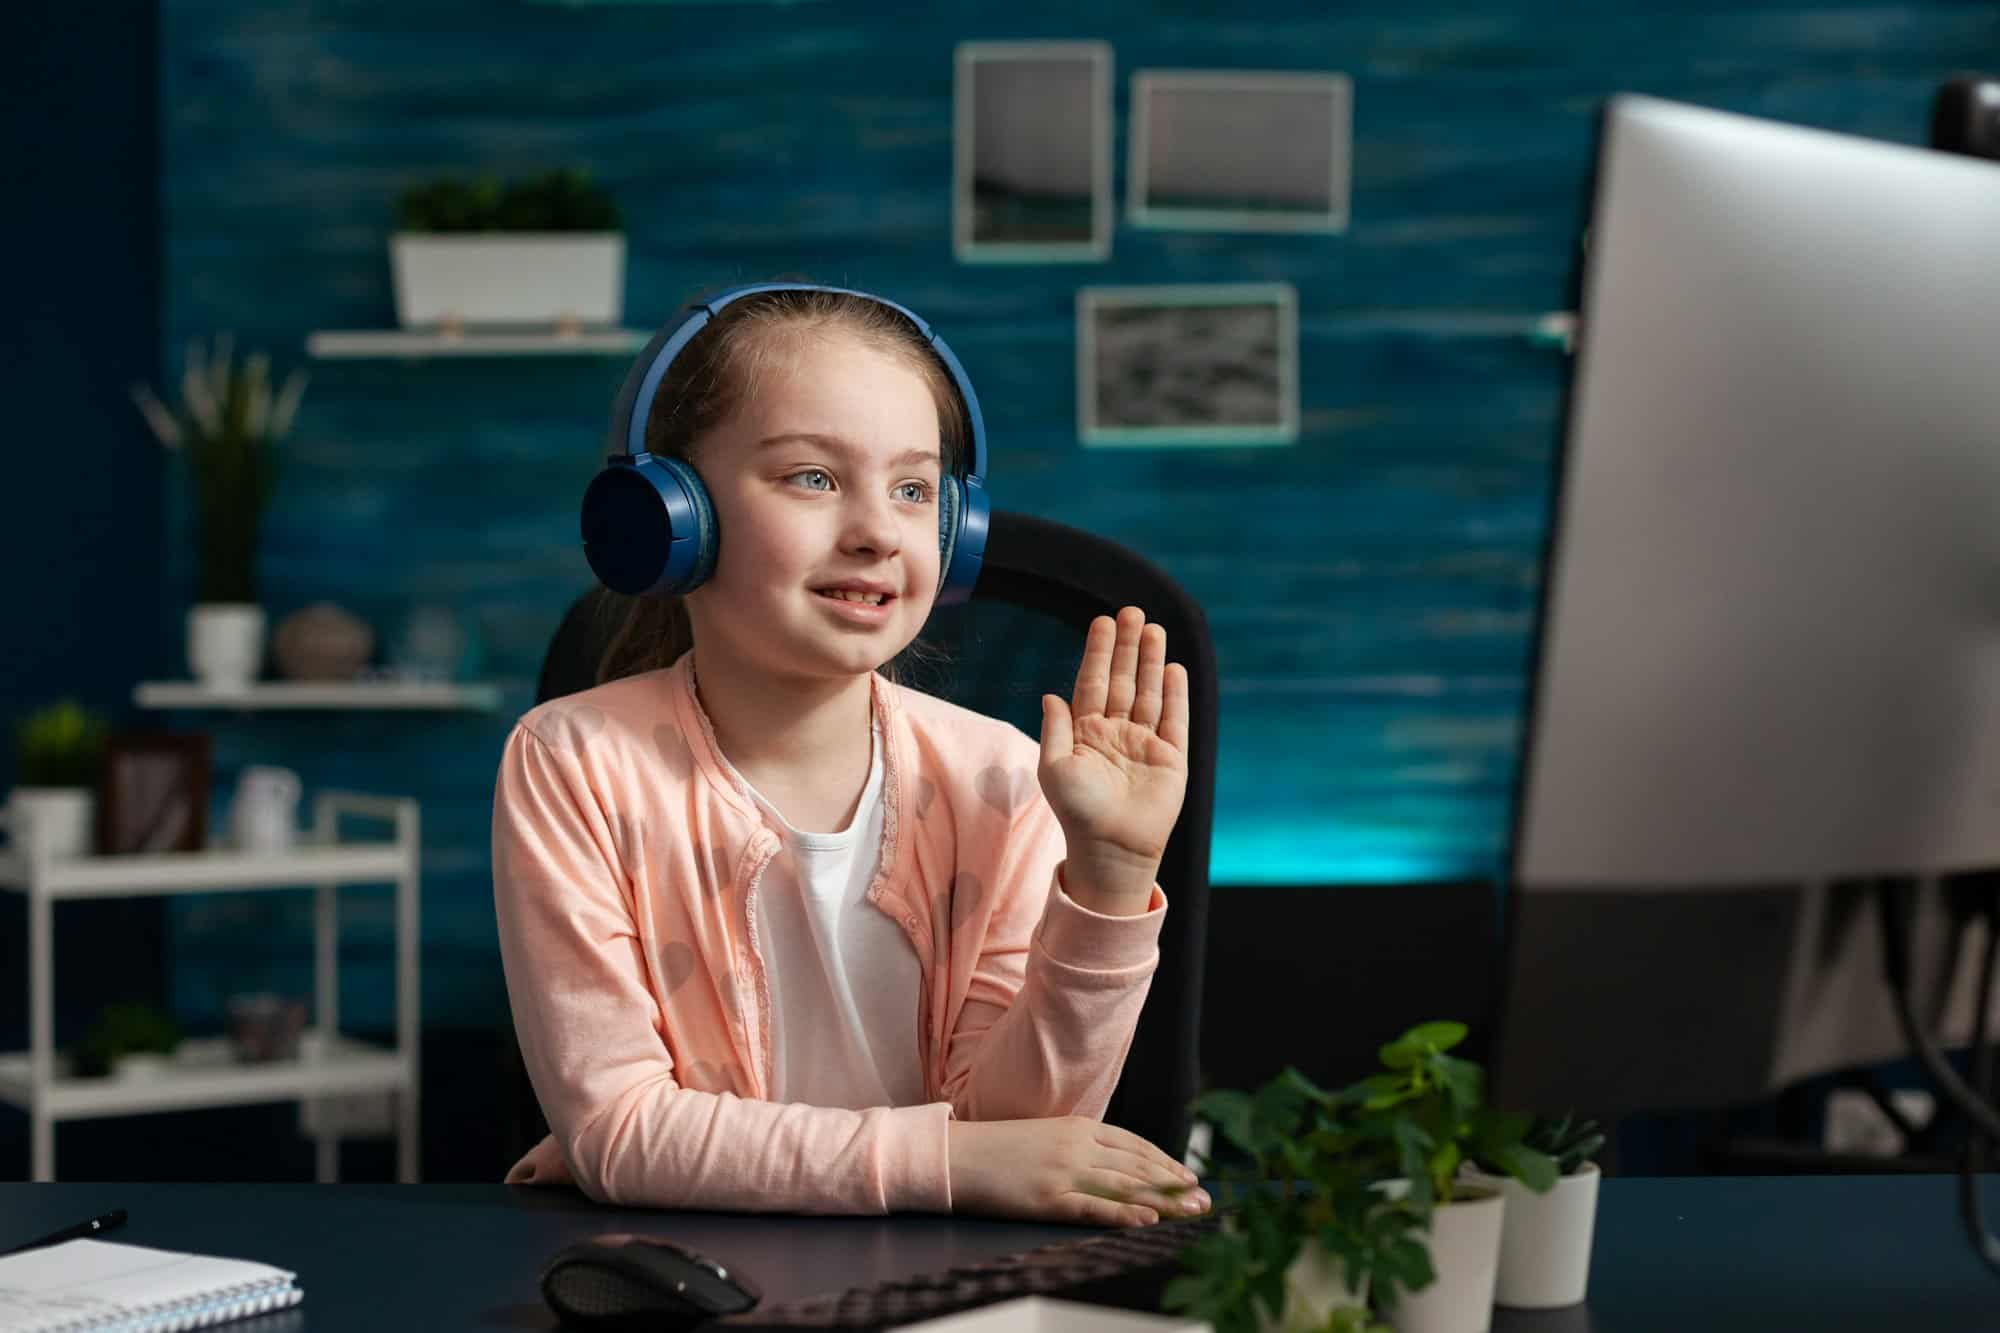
[593,285,969,687]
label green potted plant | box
[1462,1113,1604,1309]
[71,1002,182,1080]
[390,168,625,330]
[7,701,110,860]
[132,335,307,692]
[1167,1023,1558,1333]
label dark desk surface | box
[0,1175,1993,1332]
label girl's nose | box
[841,493,903,556]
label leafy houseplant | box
[132,336,307,690]
[1463,1113,1605,1310]
[72,1002,182,1079]
[390,168,626,329]
[1165,1023,1557,1333]
[7,701,110,860]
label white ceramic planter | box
[1253,1242,1371,1333]
[5,787,96,860]
[1389,1187,1506,1333]
[188,604,267,691]
[1461,1162,1599,1308]
[390,233,625,328]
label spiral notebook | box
[0,1237,302,1332]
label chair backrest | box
[506,509,1217,1163]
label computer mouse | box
[540,1233,762,1332]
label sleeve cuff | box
[884,1102,955,1214]
[1034,873,1168,974]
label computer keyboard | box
[716,1213,1223,1330]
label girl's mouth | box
[814,587,896,623]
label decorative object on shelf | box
[272,602,375,680]
[226,992,308,1063]
[1463,1113,1603,1310]
[1128,70,1353,233]
[1077,284,1300,448]
[131,335,309,692]
[391,169,624,329]
[953,41,1113,262]
[1167,1022,1559,1333]
[390,604,480,682]
[227,765,302,852]
[5,700,110,861]
[71,1001,182,1080]
[96,732,211,855]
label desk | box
[0,1176,1992,1331]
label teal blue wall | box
[156,1,1994,1028]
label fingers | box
[1040,693,1073,764]
[1073,1167,1210,1224]
[1131,623,1167,730]
[1103,607,1144,720]
[1070,614,1116,721]
[1159,662,1190,754]
[1096,1122,1199,1185]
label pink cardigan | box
[493,653,1167,1212]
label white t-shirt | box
[735,714,927,1109]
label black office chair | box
[502,509,1218,1167]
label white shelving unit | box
[135,680,502,711]
[0,792,421,1183]
[306,327,650,359]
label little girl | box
[494,283,1207,1228]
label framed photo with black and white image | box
[953,40,1113,262]
[1076,283,1299,448]
[95,733,211,855]
[1127,70,1352,232]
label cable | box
[1959,885,2000,1273]
[1874,879,2000,1275]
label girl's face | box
[684,332,946,685]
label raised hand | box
[1038,606,1190,910]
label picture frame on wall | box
[1077,283,1300,447]
[1128,70,1352,232]
[953,40,1113,262]
[96,733,212,855]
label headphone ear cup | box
[581,454,719,598]
[935,472,961,599]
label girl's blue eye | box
[788,469,833,491]
[897,482,933,504]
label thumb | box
[1040,694,1073,768]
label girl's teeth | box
[824,590,884,605]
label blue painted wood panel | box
[158,0,1996,1026]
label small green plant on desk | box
[1165,1021,1559,1333]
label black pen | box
[2,1208,128,1256]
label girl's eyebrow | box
[755,432,939,468]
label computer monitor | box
[1512,93,2000,892]
[1493,95,2000,1117]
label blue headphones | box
[580,282,990,607]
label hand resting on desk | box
[506,1118,1212,1228]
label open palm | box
[1039,607,1190,868]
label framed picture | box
[96,733,211,855]
[1128,70,1352,232]
[1077,283,1300,447]
[953,40,1113,262]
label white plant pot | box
[114,1053,173,1081]
[1460,1162,1599,1308]
[389,233,626,328]
[1253,1242,1371,1333]
[188,604,267,691]
[5,787,96,860]
[1389,1187,1506,1333]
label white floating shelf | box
[306,327,651,359]
[135,680,502,711]
[0,839,410,897]
[0,1033,408,1120]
